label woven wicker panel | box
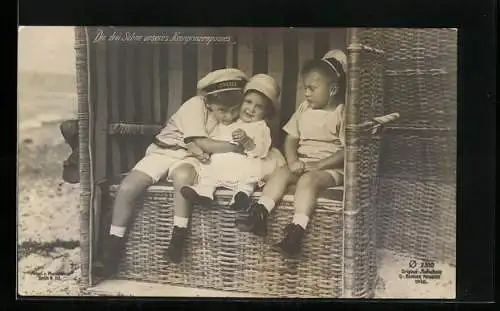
[383,28,457,128]
[378,130,456,181]
[344,134,381,297]
[376,177,456,264]
[347,29,386,124]
[354,28,387,51]
[109,187,345,298]
[375,29,457,264]
[343,28,386,298]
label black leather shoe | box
[96,234,126,278]
[272,224,305,258]
[235,203,269,237]
[165,226,189,264]
[229,192,251,211]
[180,186,214,208]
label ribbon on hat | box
[202,80,247,94]
[322,57,345,79]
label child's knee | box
[118,171,153,196]
[297,172,320,190]
[170,164,197,187]
[273,166,293,180]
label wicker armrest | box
[348,112,400,135]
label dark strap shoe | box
[96,234,126,278]
[272,224,305,258]
[165,226,189,264]
[235,203,269,237]
[229,192,251,211]
[180,186,214,208]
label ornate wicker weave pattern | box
[379,130,456,181]
[383,28,457,128]
[377,179,456,262]
[75,27,91,287]
[343,28,386,297]
[376,29,457,264]
[110,187,344,298]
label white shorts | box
[323,169,344,186]
[132,143,202,183]
[299,157,344,186]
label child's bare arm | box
[284,135,305,174]
[190,137,243,154]
[233,127,271,158]
[284,135,300,164]
[305,150,344,171]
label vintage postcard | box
[17,26,457,298]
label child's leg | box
[100,171,153,277]
[235,166,298,236]
[180,171,216,207]
[182,160,217,202]
[166,163,198,263]
[188,178,217,200]
[171,163,198,219]
[292,171,337,226]
[111,152,178,235]
[258,166,299,213]
[234,182,256,198]
[273,170,338,258]
[98,152,176,278]
[111,170,154,230]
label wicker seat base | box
[106,183,349,298]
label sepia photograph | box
[17,26,457,298]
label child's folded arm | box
[188,137,242,154]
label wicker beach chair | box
[71,27,456,297]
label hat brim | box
[204,87,245,95]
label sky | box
[18,26,76,75]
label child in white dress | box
[181,74,281,211]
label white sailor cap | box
[197,68,248,95]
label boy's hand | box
[231,143,245,154]
[288,160,305,174]
[196,152,211,164]
[304,161,321,172]
[232,129,249,144]
[187,143,211,164]
[187,142,204,156]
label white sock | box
[109,225,126,238]
[173,216,189,228]
[292,214,309,229]
[258,196,275,212]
